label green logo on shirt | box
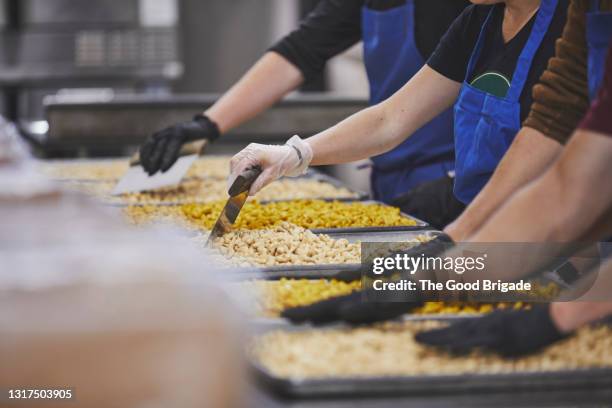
[470,72,511,98]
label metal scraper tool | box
[112,140,208,195]
[206,165,262,246]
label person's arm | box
[205,52,303,133]
[228,65,461,193]
[445,127,563,240]
[552,257,612,332]
[142,0,363,175]
[469,129,612,244]
[523,0,590,145]
[307,66,461,165]
[208,0,364,133]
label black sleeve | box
[414,0,472,60]
[427,5,491,83]
[270,0,364,83]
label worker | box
[415,46,612,356]
[139,1,469,212]
[229,0,568,229]
[283,44,612,349]
[444,0,612,241]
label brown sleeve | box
[523,0,590,144]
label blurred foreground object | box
[0,140,245,408]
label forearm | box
[469,130,612,244]
[205,52,304,133]
[445,127,562,241]
[552,301,612,333]
[308,66,460,165]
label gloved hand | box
[139,114,220,175]
[391,174,465,230]
[408,233,455,259]
[415,304,567,357]
[229,135,313,195]
[282,234,455,325]
[281,290,423,326]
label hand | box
[415,304,567,357]
[281,235,453,325]
[392,175,465,230]
[140,114,220,175]
[229,135,313,195]
[281,290,423,326]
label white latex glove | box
[228,135,313,195]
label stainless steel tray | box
[309,200,430,233]
[248,320,612,397]
[252,363,612,399]
[247,313,484,331]
[296,169,370,202]
[228,230,441,280]
[111,200,431,232]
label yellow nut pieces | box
[182,200,417,230]
[199,222,361,267]
[65,179,357,205]
[414,302,528,315]
[244,279,362,317]
[39,156,233,181]
[251,323,612,380]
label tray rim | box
[250,359,612,399]
[114,199,432,232]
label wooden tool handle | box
[228,165,263,197]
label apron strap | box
[506,0,559,101]
[465,7,497,81]
[591,0,600,12]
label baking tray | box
[248,321,612,398]
[38,158,129,182]
[112,199,431,232]
[308,200,430,233]
[251,362,612,399]
[246,313,485,331]
[291,169,370,202]
[226,230,441,281]
[38,155,232,183]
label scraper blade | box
[111,140,207,195]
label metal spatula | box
[207,165,262,246]
[111,140,208,195]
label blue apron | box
[587,0,612,100]
[453,0,558,204]
[362,1,455,204]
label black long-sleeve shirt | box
[270,0,470,83]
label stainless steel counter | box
[251,386,612,408]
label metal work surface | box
[215,230,440,281]
[252,365,612,400]
[246,321,612,406]
[250,386,612,408]
[43,94,368,154]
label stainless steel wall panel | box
[0,0,6,29]
[20,0,139,27]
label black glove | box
[281,290,423,326]
[140,114,220,175]
[407,233,455,259]
[392,175,466,230]
[415,304,567,357]
[282,236,455,325]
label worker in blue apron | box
[362,1,455,205]
[453,0,558,204]
[587,0,612,260]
